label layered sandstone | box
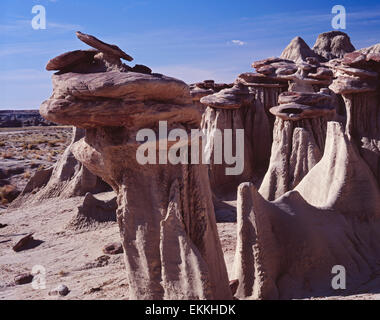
[254,57,335,200]
[32,30,380,301]
[40,32,231,300]
[232,34,380,300]
[200,61,289,196]
[329,50,380,183]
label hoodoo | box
[20,30,380,301]
[232,35,380,300]
[329,50,380,182]
[200,60,289,197]
[255,57,335,200]
[40,32,231,300]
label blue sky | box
[0,0,379,109]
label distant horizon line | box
[0,107,39,111]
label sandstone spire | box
[280,36,319,63]
[233,123,380,299]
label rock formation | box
[313,31,355,61]
[11,127,110,208]
[40,32,231,300]
[34,29,380,301]
[259,91,335,200]
[234,125,380,299]
[200,61,289,197]
[200,54,336,200]
[280,36,320,63]
[281,32,355,63]
[190,80,232,108]
[328,50,380,183]
[233,142,380,299]
[359,43,380,55]
[67,191,117,230]
[255,57,335,200]
[0,110,54,128]
[232,35,380,300]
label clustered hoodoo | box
[21,30,380,299]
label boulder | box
[131,64,152,74]
[312,31,355,61]
[13,233,35,252]
[103,242,123,255]
[200,84,253,109]
[49,284,70,296]
[14,273,33,285]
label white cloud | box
[231,40,246,46]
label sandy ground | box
[0,195,128,300]
[2,194,379,300]
[0,194,237,300]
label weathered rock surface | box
[245,55,335,200]
[258,116,327,200]
[46,50,98,71]
[200,84,253,109]
[189,80,233,107]
[67,192,117,230]
[280,36,320,63]
[40,32,231,300]
[234,123,380,299]
[103,242,123,255]
[40,72,197,128]
[228,34,380,300]
[200,61,296,197]
[26,30,380,301]
[295,122,380,217]
[14,273,33,285]
[313,31,355,61]
[200,80,283,196]
[11,127,110,208]
[12,233,37,252]
[76,31,133,61]
[359,43,380,55]
[49,284,70,296]
[328,51,380,183]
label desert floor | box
[0,126,72,209]
[0,191,237,300]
